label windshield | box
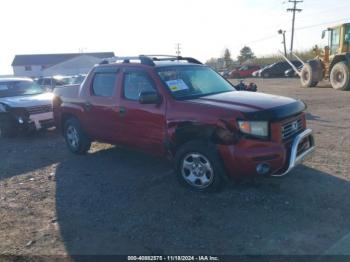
[0,80,45,98]
[69,75,86,85]
[157,66,235,100]
[54,77,72,86]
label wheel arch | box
[167,120,238,155]
[60,112,80,134]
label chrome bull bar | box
[272,128,315,177]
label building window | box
[25,65,32,71]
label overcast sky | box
[1,0,349,74]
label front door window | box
[330,28,340,54]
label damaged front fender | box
[166,119,239,154]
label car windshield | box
[69,75,86,85]
[157,66,235,100]
[0,80,45,98]
[55,77,72,86]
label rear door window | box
[92,72,117,97]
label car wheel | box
[263,72,270,78]
[330,62,350,90]
[175,140,226,192]
[64,117,91,154]
[0,117,15,138]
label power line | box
[245,17,350,46]
[295,18,350,31]
[298,3,350,21]
[246,34,279,45]
[287,0,303,54]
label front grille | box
[26,104,52,115]
[39,119,55,128]
[281,117,303,140]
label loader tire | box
[330,62,350,91]
[300,60,322,88]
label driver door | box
[118,69,166,155]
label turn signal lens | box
[238,121,268,138]
[238,121,251,134]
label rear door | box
[82,67,122,143]
[118,68,167,155]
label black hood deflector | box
[242,100,306,121]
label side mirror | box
[139,91,161,104]
[321,30,326,39]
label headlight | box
[238,120,269,138]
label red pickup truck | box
[53,55,315,191]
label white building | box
[12,52,115,77]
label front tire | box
[175,140,226,192]
[64,118,91,154]
[330,62,350,90]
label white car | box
[0,78,54,137]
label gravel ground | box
[0,78,350,256]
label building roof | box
[12,52,115,66]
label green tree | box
[205,58,219,70]
[223,48,233,68]
[237,46,256,63]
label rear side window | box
[123,72,156,101]
[92,72,117,97]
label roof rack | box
[99,55,202,66]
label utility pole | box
[175,43,181,56]
[287,0,303,54]
[278,29,287,57]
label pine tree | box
[237,46,256,63]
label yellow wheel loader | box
[282,23,350,90]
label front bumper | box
[14,112,54,131]
[218,128,315,180]
[271,128,315,177]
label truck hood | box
[189,91,305,120]
[0,93,54,108]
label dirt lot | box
[1,78,350,256]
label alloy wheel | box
[181,153,214,189]
[66,125,79,149]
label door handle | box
[84,102,93,111]
[119,106,126,116]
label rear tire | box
[300,60,322,88]
[64,117,91,154]
[330,62,350,90]
[175,140,226,192]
